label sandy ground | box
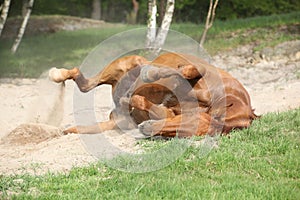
[0,41,299,175]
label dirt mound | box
[1,123,62,145]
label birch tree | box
[146,0,157,48]
[199,0,219,47]
[158,0,165,25]
[11,0,34,54]
[0,0,11,37]
[146,0,175,55]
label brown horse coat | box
[49,52,258,137]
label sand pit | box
[0,41,299,175]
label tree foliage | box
[1,0,299,23]
[217,0,300,20]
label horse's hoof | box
[138,120,155,136]
[63,126,79,135]
[49,67,64,83]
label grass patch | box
[0,12,299,78]
[0,25,140,78]
[172,11,299,53]
[1,108,299,199]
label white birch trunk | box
[11,0,34,54]
[146,0,175,55]
[0,0,11,37]
[153,0,175,52]
[146,0,157,48]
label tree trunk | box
[91,0,101,20]
[153,0,175,53]
[0,0,11,37]
[127,0,139,24]
[11,0,34,54]
[132,0,139,14]
[131,0,139,24]
[158,0,165,25]
[146,0,157,48]
[22,0,28,17]
[146,0,175,55]
[199,0,219,47]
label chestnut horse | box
[49,52,258,137]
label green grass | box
[172,11,299,54]
[0,25,140,78]
[172,11,300,35]
[1,108,299,199]
[0,12,299,78]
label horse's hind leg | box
[49,55,148,93]
[49,67,101,93]
[63,110,137,134]
[63,119,117,134]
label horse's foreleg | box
[139,112,222,137]
[63,119,117,134]
[130,95,175,120]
